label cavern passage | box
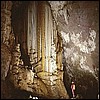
[1,1,99,99]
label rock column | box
[37,2,45,72]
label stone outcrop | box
[1,1,14,79]
[9,44,69,99]
[1,1,13,47]
[1,44,11,80]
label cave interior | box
[1,1,99,99]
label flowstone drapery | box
[1,1,69,99]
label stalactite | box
[41,2,45,72]
[27,1,37,55]
[45,5,49,72]
[27,1,37,66]
[36,2,46,72]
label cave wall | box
[59,1,99,99]
[48,1,99,98]
[58,1,99,71]
[1,1,14,99]
[12,1,28,55]
[1,0,13,81]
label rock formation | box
[1,1,99,99]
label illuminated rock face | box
[61,29,97,73]
[48,1,99,99]
[1,44,11,80]
[1,1,69,99]
[59,1,99,99]
[49,1,99,76]
[1,1,13,80]
[1,1,13,47]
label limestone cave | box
[1,1,99,99]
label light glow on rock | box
[61,29,96,73]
